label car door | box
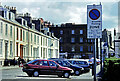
[48,61,59,75]
[38,60,50,75]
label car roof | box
[67,59,89,62]
[30,59,54,61]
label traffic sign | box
[87,5,102,39]
[89,9,100,20]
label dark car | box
[67,59,90,72]
[22,59,73,78]
[48,58,84,76]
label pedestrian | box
[13,58,15,66]
[18,57,21,66]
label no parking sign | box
[87,5,102,38]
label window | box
[88,46,90,52]
[71,30,75,34]
[72,46,75,52]
[49,61,57,67]
[60,46,63,51]
[31,33,32,43]
[34,34,36,44]
[17,28,18,40]
[37,36,39,44]
[31,45,32,57]
[80,46,83,51]
[10,41,13,56]
[71,38,75,43]
[60,30,63,34]
[23,30,25,41]
[26,31,28,41]
[20,29,22,41]
[88,39,90,42]
[0,40,3,55]
[91,46,93,51]
[91,39,93,42]
[60,37,63,43]
[39,61,48,66]
[80,30,83,34]
[80,38,83,43]
[5,24,8,35]
[0,22,3,34]
[10,26,12,37]
[41,37,42,45]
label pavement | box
[0,65,20,70]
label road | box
[1,65,101,81]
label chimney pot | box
[12,7,13,10]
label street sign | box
[87,5,102,38]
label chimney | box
[10,6,17,15]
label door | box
[48,61,59,75]
[38,60,50,75]
[5,41,8,59]
[20,45,23,58]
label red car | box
[22,59,74,78]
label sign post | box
[87,4,102,81]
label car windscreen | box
[62,61,71,66]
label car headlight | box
[71,70,74,73]
[81,67,84,70]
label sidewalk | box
[0,65,20,70]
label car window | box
[33,61,39,65]
[73,61,77,64]
[49,61,57,67]
[56,60,62,66]
[39,61,48,66]
[27,59,38,64]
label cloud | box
[1,0,119,2]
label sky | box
[0,0,119,37]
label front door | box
[5,41,8,59]
[38,60,50,75]
[20,45,23,58]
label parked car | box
[67,59,90,72]
[88,58,100,68]
[48,58,84,76]
[22,59,74,78]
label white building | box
[0,5,59,65]
[115,33,120,58]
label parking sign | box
[87,5,102,38]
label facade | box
[115,33,120,58]
[50,23,97,59]
[101,29,112,58]
[0,5,59,65]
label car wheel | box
[63,72,70,78]
[58,75,62,77]
[33,71,39,77]
[75,70,80,76]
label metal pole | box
[94,38,96,81]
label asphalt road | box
[1,65,101,81]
